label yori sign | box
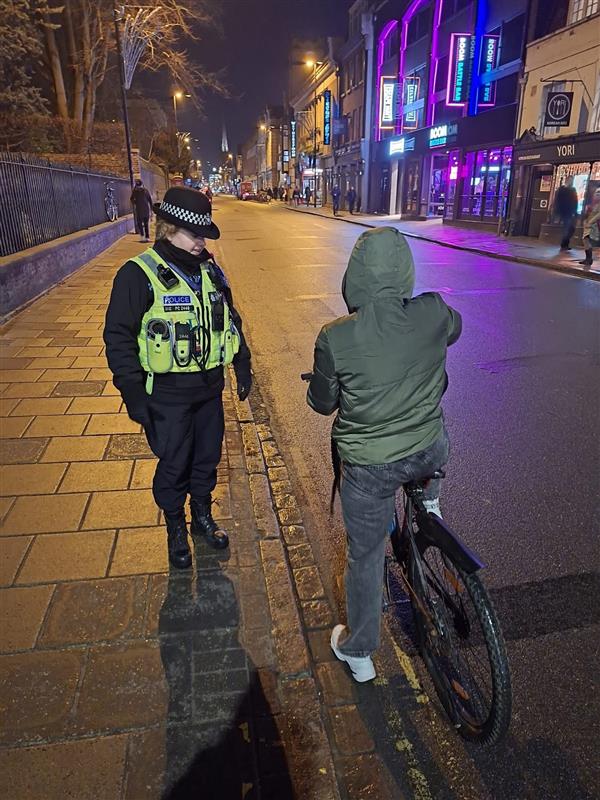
[478,34,499,107]
[446,33,474,107]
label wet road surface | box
[213,196,600,800]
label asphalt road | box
[213,195,600,800]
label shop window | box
[435,54,449,93]
[445,150,461,218]
[570,0,599,23]
[494,73,518,107]
[407,6,432,45]
[498,14,525,66]
[384,27,400,61]
[458,146,512,220]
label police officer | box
[104,187,251,568]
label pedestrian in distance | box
[306,227,462,682]
[292,187,300,206]
[346,186,357,215]
[266,186,273,200]
[554,179,579,251]
[130,178,153,242]
[304,185,312,206]
[104,187,252,569]
[331,185,341,216]
[579,188,600,267]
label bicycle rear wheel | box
[409,531,511,745]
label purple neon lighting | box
[398,0,443,132]
[446,32,472,107]
[375,20,399,141]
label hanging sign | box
[290,120,297,157]
[446,33,474,107]
[478,35,499,107]
[379,76,397,130]
[544,92,574,128]
[323,90,332,145]
[403,76,421,130]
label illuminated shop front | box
[509,132,600,241]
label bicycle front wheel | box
[409,537,512,746]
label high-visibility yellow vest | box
[131,248,240,393]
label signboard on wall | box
[403,76,421,130]
[478,34,499,107]
[290,120,297,158]
[446,33,474,107]
[544,92,574,128]
[428,123,459,148]
[323,90,332,145]
[379,76,397,130]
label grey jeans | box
[338,426,450,657]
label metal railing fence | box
[0,153,131,257]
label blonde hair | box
[155,219,179,240]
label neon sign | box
[446,33,474,107]
[403,76,420,130]
[478,35,499,107]
[290,120,297,158]
[379,76,397,130]
[323,90,331,145]
[429,123,458,148]
[389,137,405,155]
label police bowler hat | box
[153,186,220,239]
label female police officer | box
[104,187,251,568]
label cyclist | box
[306,226,462,682]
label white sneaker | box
[330,625,376,683]
[423,498,442,518]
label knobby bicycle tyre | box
[407,535,512,746]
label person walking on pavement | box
[304,185,312,206]
[104,187,252,569]
[130,179,153,242]
[331,185,341,216]
[554,180,579,251]
[292,187,300,206]
[579,188,600,267]
[306,227,462,682]
[346,186,357,215]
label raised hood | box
[342,226,415,311]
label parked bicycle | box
[104,182,118,222]
[300,370,512,746]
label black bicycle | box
[384,473,512,746]
[104,181,118,222]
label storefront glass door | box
[428,155,448,217]
[403,160,420,215]
[459,146,513,222]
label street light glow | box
[174,91,183,99]
[305,59,315,68]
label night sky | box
[175,0,353,168]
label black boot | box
[165,510,192,569]
[579,249,593,266]
[190,496,229,550]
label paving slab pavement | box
[285,203,600,281]
[0,234,362,799]
[0,229,420,799]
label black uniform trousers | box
[145,370,225,514]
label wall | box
[1,216,132,320]
[520,14,600,137]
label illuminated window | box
[570,0,599,22]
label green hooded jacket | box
[307,227,462,465]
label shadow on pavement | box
[158,542,293,800]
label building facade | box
[368,0,529,229]
[508,1,600,239]
[290,40,339,206]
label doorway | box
[527,166,554,238]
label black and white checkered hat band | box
[159,201,211,226]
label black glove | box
[121,383,152,427]
[233,359,252,401]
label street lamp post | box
[112,1,134,187]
